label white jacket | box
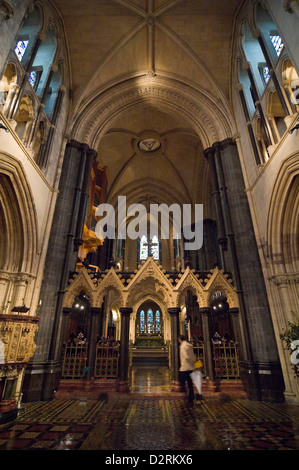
[179,340,195,371]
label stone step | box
[132,348,169,366]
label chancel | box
[0,0,298,451]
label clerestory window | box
[15,40,29,61]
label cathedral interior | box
[0,0,299,454]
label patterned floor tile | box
[0,368,298,451]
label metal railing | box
[213,340,240,379]
[61,335,88,380]
[94,337,120,379]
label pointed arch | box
[70,75,235,150]
[64,268,97,308]
[267,153,299,274]
[0,154,38,274]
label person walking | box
[178,335,195,406]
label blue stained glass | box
[29,71,37,87]
[263,66,271,83]
[155,310,160,333]
[140,310,145,333]
[147,309,153,333]
[15,40,29,62]
[270,35,284,56]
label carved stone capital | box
[284,0,294,13]
[0,1,13,22]
[270,274,299,286]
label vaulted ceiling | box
[52,0,242,213]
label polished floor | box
[0,366,298,453]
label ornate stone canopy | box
[64,257,239,311]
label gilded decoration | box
[0,314,39,369]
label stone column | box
[168,307,181,391]
[237,84,261,166]
[204,148,227,269]
[244,63,272,149]
[87,307,102,380]
[74,149,97,251]
[205,139,284,402]
[22,140,97,402]
[229,308,242,351]
[200,307,217,391]
[2,83,19,118]
[118,307,132,392]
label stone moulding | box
[70,76,234,150]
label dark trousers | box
[179,370,194,402]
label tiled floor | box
[0,367,298,452]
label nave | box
[0,366,298,452]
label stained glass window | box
[15,40,29,62]
[29,71,37,88]
[155,310,160,333]
[140,236,148,260]
[151,236,159,260]
[139,236,159,260]
[140,310,145,333]
[147,309,153,333]
[263,66,271,84]
[270,35,284,56]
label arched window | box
[255,3,284,63]
[242,22,267,96]
[136,304,163,336]
[14,6,42,67]
[139,235,159,260]
[32,25,58,98]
